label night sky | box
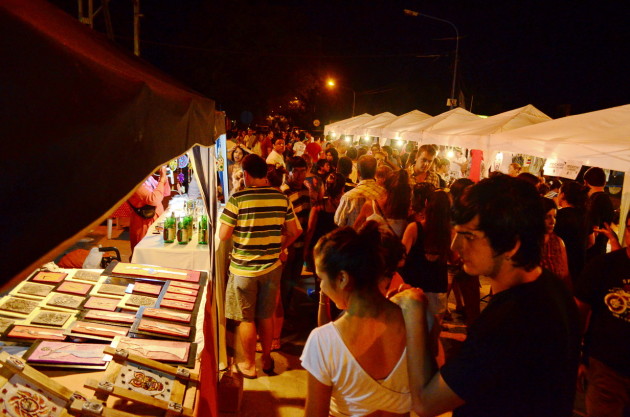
[49,0,629,126]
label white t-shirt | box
[266,150,285,168]
[300,322,411,416]
[293,141,306,157]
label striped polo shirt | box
[220,186,296,277]
[283,186,310,248]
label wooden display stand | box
[85,346,199,417]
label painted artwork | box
[112,263,200,283]
[83,297,119,312]
[25,341,109,366]
[30,311,72,327]
[115,364,173,401]
[46,294,84,309]
[142,308,191,324]
[132,283,162,296]
[137,319,190,338]
[68,321,128,339]
[55,281,93,296]
[0,298,40,315]
[1,374,66,417]
[168,281,199,290]
[0,317,15,333]
[96,284,128,296]
[159,299,194,312]
[125,295,157,308]
[114,337,191,363]
[84,310,135,324]
[165,286,198,296]
[7,326,66,341]
[71,270,101,282]
[163,293,196,304]
[31,272,67,284]
[16,283,55,298]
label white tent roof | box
[378,110,433,139]
[400,107,480,142]
[347,112,398,136]
[324,113,372,135]
[421,104,551,149]
[489,104,630,173]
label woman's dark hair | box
[411,182,436,214]
[346,147,358,160]
[266,164,286,188]
[314,221,384,291]
[541,197,558,214]
[325,173,346,199]
[337,156,353,178]
[547,177,562,191]
[229,145,246,163]
[517,172,540,187]
[380,230,407,278]
[383,170,411,219]
[314,159,330,176]
[424,190,452,261]
[449,178,474,203]
[560,180,588,209]
[453,175,545,271]
[326,148,339,167]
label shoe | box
[233,363,257,379]
[262,358,275,375]
[271,338,281,352]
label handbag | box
[127,201,156,219]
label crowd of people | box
[218,127,627,417]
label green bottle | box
[163,213,176,243]
[198,215,208,244]
[177,217,189,244]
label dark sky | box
[49,0,629,125]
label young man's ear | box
[338,271,351,290]
[505,238,521,261]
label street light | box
[326,78,356,117]
[404,9,459,109]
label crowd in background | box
[219,126,627,417]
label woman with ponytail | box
[301,221,411,417]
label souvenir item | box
[71,270,101,282]
[56,281,92,296]
[0,374,67,417]
[142,308,191,324]
[132,283,162,296]
[163,293,196,303]
[168,281,199,290]
[0,297,39,315]
[24,340,110,369]
[83,297,119,311]
[46,294,84,310]
[30,311,72,327]
[115,364,174,401]
[83,310,135,324]
[112,337,193,364]
[125,295,157,307]
[7,325,66,341]
[96,284,128,296]
[159,299,194,311]
[16,283,55,298]
[0,317,15,333]
[31,271,67,284]
[165,286,198,296]
[67,321,128,339]
[136,319,191,338]
[111,262,200,283]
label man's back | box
[220,186,294,277]
[334,180,385,227]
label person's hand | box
[389,287,428,313]
[159,165,168,178]
[385,283,412,299]
[577,363,588,393]
[594,222,615,239]
[279,248,288,263]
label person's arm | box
[218,223,234,241]
[401,222,418,255]
[593,222,621,251]
[353,200,373,230]
[333,195,349,226]
[303,206,320,259]
[282,216,302,252]
[317,292,332,327]
[304,372,332,417]
[392,288,464,416]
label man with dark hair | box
[583,166,614,260]
[393,175,580,417]
[413,144,440,188]
[219,154,301,378]
[575,211,630,417]
[337,156,356,192]
[334,155,385,227]
[345,147,359,182]
[266,136,286,168]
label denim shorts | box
[224,266,283,322]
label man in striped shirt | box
[219,154,301,378]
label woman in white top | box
[301,222,411,417]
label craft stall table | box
[131,196,211,272]
[0,264,214,417]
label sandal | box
[233,363,257,379]
[262,358,275,375]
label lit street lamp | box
[326,78,357,117]
[404,9,460,109]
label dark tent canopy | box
[0,0,223,284]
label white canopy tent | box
[324,113,372,136]
[489,104,630,238]
[347,112,398,137]
[377,109,433,141]
[421,104,551,149]
[398,107,481,142]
